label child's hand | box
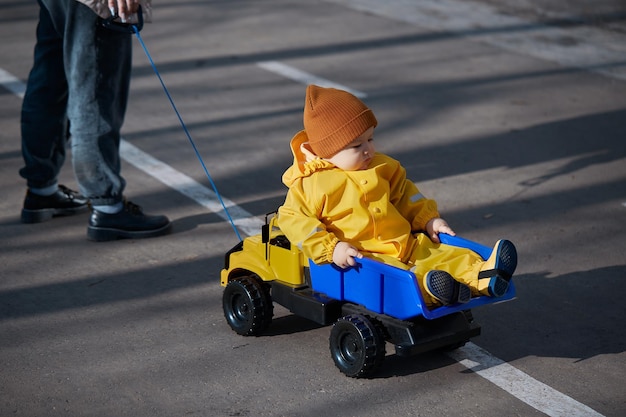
[426,217,456,243]
[332,241,363,269]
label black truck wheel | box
[223,275,273,336]
[329,314,386,378]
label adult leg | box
[19,0,88,223]
[59,1,170,240]
[62,1,129,205]
[20,3,68,189]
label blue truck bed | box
[308,234,516,320]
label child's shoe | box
[424,270,471,305]
[478,239,518,297]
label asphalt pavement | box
[1,1,625,416]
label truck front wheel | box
[329,314,386,378]
[223,275,273,336]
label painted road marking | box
[323,0,626,81]
[119,140,263,237]
[0,68,26,98]
[449,343,604,417]
[257,61,368,98]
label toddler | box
[278,85,517,307]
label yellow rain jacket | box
[278,131,485,303]
[278,130,439,265]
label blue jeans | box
[20,0,131,206]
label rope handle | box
[127,20,243,241]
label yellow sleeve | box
[386,159,440,232]
[277,179,339,265]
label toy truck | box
[220,213,516,377]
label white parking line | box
[449,343,604,417]
[257,61,368,98]
[1,47,605,416]
[323,0,626,81]
[0,68,26,98]
[119,140,263,237]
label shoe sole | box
[21,206,89,224]
[479,240,518,278]
[494,240,517,278]
[478,240,518,297]
[489,276,510,297]
[87,222,172,242]
[426,271,471,305]
[458,284,471,303]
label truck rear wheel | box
[329,314,386,378]
[223,275,273,336]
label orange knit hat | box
[303,85,378,158]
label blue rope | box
[132,25,243,242]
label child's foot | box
[425,270,471,305]
[478,239,518,297]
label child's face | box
[325,127,376,171]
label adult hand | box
[109,0,140,22]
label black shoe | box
[21,185,89,223]
[87,200,171,241]
[425,270,471,305]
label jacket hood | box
[282,130,336,187]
